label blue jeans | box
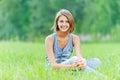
[61,56,101,72]
[46,56,104,78]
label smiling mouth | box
[61,26,68,29]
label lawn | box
[0,41,120,80]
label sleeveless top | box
[46,33,73,64]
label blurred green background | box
[0,0,120,42]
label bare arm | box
[72,34,82,58]
[72,34,86,69]
[45,35,77,70]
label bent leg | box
[61,56,79,65]
[87,58,101,69]
[83,58,104,77]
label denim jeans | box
[61,56,101,72]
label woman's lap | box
[61,56,101,72]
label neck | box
[56,31,69,38]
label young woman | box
[45,9,101,71]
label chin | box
[61,30,69,33]
[59,28,69,32]
[61,29,69,32]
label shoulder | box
[71,34,80,45]
[45,34,53,44]
[71,34,80,41]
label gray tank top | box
[46,33,73,64]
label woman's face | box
[57,15,70,32]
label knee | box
[92,58,101,65]
[71,56,79,61]
[69,56,79,63]
[87,58,101,69]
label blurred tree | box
[81,0,120,36]
[0,0,120,42]
[0,0,30,40]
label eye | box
[66,20,69,23]
[59,20,64,23]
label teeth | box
[62,26,67,28]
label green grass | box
[0,41,120,80]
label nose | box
[62,22,67,25]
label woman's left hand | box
[75,58,87,70]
